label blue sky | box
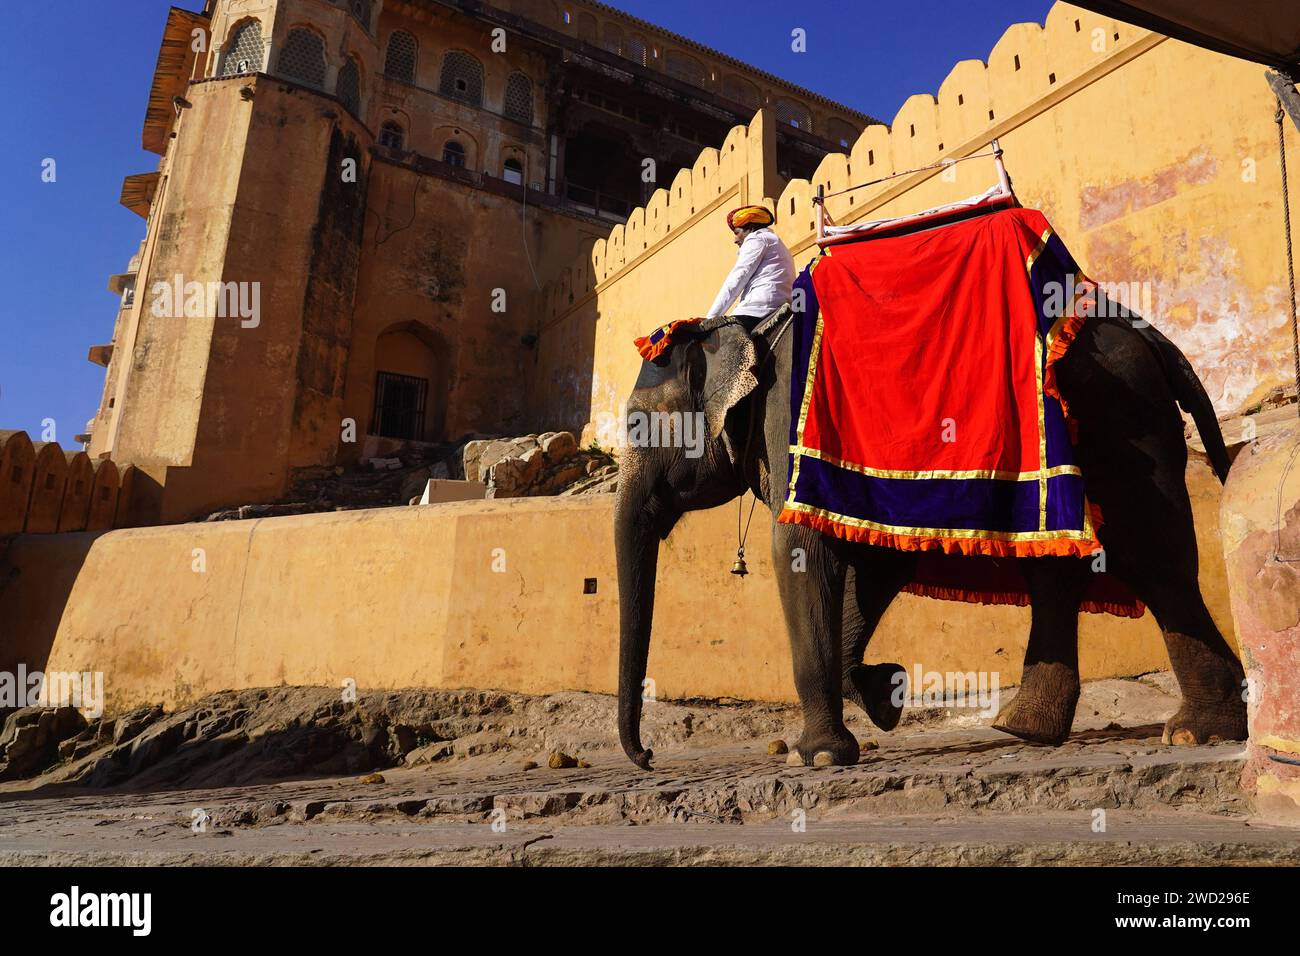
[0,0,1054,440]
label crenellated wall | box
[533,2,1300,435]
[0,431,131,537]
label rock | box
[359,772,385,784]
[113,705,164,746]
[0,707,88,781]
[540,431,578,464]
[522,760,539,771]
[859,739,879,752]
[768,740,789,755]
[548,751,578,769]
[404,741,454,766]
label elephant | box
[614,298,1248,769]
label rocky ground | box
[1,674,1296,865]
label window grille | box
[665,51,707,86]
[379,122,404,150]
[278,29,327,89]
[442,141,466,167]
[602,23,624,55]
[439,51,483,106]
[345,0,372,30]
[219,20,264,77]
[576,13,597,44]
[384,30,417,83]
[337,58,362,115]
[372,372,427,441]
[774,98,813,132]
[503,73,533,124]
[723,75,760,109]
[625,36,648,66]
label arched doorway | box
[370,323,446,442]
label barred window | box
[379,122,404,150]
[602,23,624,56]
[442,141,466,167]
[439,51,483,107]
[774,97,813,132]
[576,12,597,44]
[665,50,707,86]
[219,20,264,77]
[625,35,648,66]
[337,58,362,115]
[722,74,760,109]
[503,73,533,124]
[278,29,327,89]
[384,30,417,83]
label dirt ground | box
[1,674,1296,865]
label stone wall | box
[0,432,130,537]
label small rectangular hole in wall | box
[937,142,943,151]
[11,466,23,484]
[1074,19,1081,31]
[868,149,874,165]
[44,474,56,490]
[909,124,915,137]
[583,578,598,594]
[958,93,964,105]
[1048,72,1056,84]
[989,109,996,121]
[1014,55,1021,71]
[100,487,111,501]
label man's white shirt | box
[706,227,796,318]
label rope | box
[818,148,1003,202]
[1278,100,1300,419]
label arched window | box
[442,141,466,167]
[665,50,708,86]
[576,12,597,44]
[503,73,533,125]
[774,97,813,132]
[337,57,362,116]
[625,35,648,66]
[219,20,264,77]
[379,122,404,150]
[277,29,327,89]
[503,158,524,185]
[602,23,624,55]
[384,30,417,83]
[825,118,858,149]
[722,75,760,109]
[439,51,483,107]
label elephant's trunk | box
[615,459,668,770]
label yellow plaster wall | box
[0,456,1229,713]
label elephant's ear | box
[699,324,759,439]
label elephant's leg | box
[1101,518,1247,744]
[772,521,858,766]
[993,557,1091,745]
[841,551,917,731]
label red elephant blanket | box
[780,207,1143,618]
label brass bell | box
[730,547,749,577]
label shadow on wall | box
[0,531,100,680]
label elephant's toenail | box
[1169,729,1198,746]
[813,751,835,767]
[768,740,789,755]
[785,751,804,767]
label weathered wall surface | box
[0,431,129,536]
[0,457,1230,713]
[533,2,1300,436]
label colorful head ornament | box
[726,205,775,230]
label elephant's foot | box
[1162,699,1247,746]
[843,663,906,732]
[784,727,860,768]
[992,663,1080,746]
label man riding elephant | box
[706,205,796,330]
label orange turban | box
[726,205,775,230]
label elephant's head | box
[614,319,770,770]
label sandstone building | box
[87,0,873,524]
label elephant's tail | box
[1135,322,1231,484]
